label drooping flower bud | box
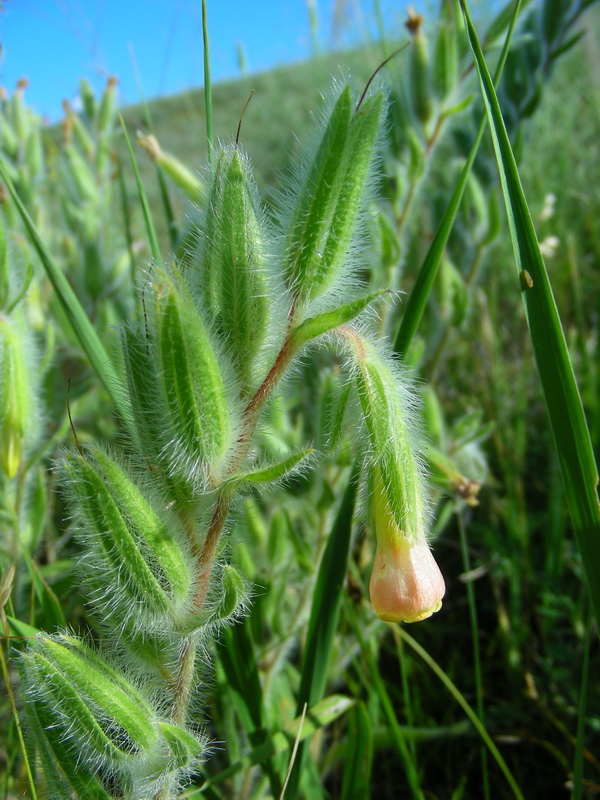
[342,328,445,623]
[369,466,445,623]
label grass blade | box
[460,0,600,620]
[119,116,162,264]
[286,461,361,798]
[393,0,522,358]
[202,0,214,163]
[396,626,525,800]
[0,158,127,421]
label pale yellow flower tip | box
[369,539,446,624]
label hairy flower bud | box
[369,467,445,623]
[342,327,445,623]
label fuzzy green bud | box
[24,127,44,180]
[138,133,203,203]
[63,449,178,626]
[20,635,159,767]
[433,20,458,100]
[63,142,98,204]
[283,86,385,304]
[406,11,434,126]
[202,147,269,391]
[154,274,232,478]
[80,78,97,121]
[11,78,29,142]
[0,213,8,309]
[97,75,118,135]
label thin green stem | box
[396,626,525,800]
[202,0,214,163]
[458,510,489,800]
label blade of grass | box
[0,158,128,422]
[285,461,361,798]
[458,511,489,800]
[393,0,522,358]
[348,604,424,800]
[119,116,162,265]
[396,626,525,800]
[460,0,600,620]
[201,0,214,163]
[218,619,282,796]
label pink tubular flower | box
[369,468,445,623]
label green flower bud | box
[433,20,458,100]
[63,449,184,627]
[283,85,385,304]
[20,635,159,768]
[406,11,434,127]
[80,78,97,122]
[63,142,98,204]
[138,133,203,203]
[217,149,269,386]
[11,78,29,142]
[0,212,8,310]
[154,274,232,480]
[97,75,118,135]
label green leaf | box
[224,448,314,490]
[460,0,600,621]
[341,702,373,800]
[119,116,162,264]
[290,291,388,348]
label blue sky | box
[0,0,415,122]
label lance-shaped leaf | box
[460,0,600,620]
[63,450,174,624]
[223,448,314,491]
[155,276,231,475]
[289,290,387,348]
